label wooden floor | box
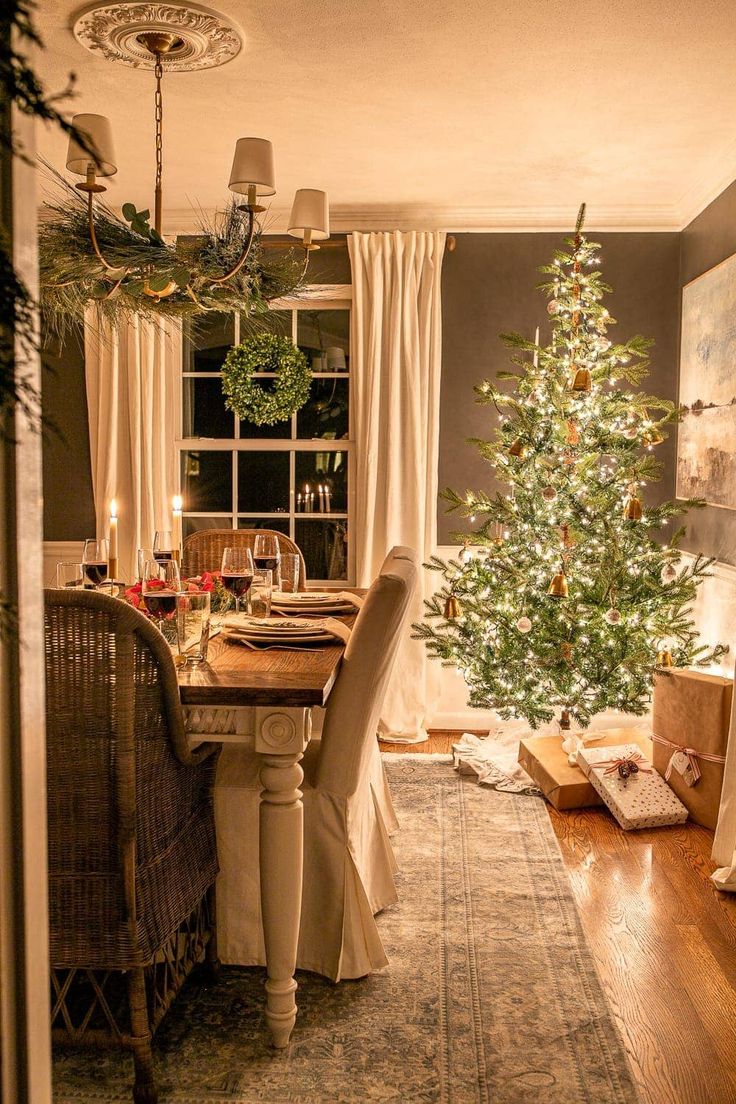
[383,731,736,1104]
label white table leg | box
[255,707,311,1049]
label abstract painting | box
[677,251,736,509]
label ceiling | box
[34,0,736,232]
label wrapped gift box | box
[576,742,688,830]
[651,669,732,830]
[518,730,653,811]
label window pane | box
[239,414,291,440]
[238,452,290,514]
[297,378,349,440]
[295,450,348,513]
[296,520,348,580]
[297,309,349,373]
[183,377,234,438]
[237,517,290,535]
[242,309,292,341]
[183,515,232,540]
[185,312,234,372]
[181,450,232,512]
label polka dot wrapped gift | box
[576,743,688,830]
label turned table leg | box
[255,708,311,1049]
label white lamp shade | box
[66,114,117,177]
[228,138,276,196]
[288,188,330,240]
[325,346,346,371]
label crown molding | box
[162,201,683,236]
[676,137,736,230]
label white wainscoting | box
[43,541,85,588]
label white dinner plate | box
[223,630,332,645]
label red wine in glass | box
[143,590,178,617]
[84,561,108,586]
[254,555,280,573]
[221,573,253,599]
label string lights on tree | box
[414,205,726,731]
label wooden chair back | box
[182,528,307,589]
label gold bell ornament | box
[508,438,527,459]
[571,367,592,394]
[657,649,675,668]
[444,594,461,620]
[548,569,569,599]
[623,484,643,521]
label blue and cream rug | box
[54,760,640,1103]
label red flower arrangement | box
[123,571,229,617]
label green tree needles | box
[414,206,727,729]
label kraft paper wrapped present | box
[576,742,688,830]
[518,730,653,811]
[651,668,732,830]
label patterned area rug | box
[54,760,640,1104]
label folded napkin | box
[220,615,351,644]
[274,590,363,609]
[322,617,352,643]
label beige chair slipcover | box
[215,547,417,980]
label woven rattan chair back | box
[182,527,307,589]
[44,589,220,1103]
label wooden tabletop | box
[177,607,358,708]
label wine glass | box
[221,546,255,615]
[253,533,281,587]
[153,531,174,563]
[56,561,84,589]
[82,539,109,588]
[137,547,154,581]
[141,559,181,625]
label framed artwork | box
[677,251,736,509]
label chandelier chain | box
[154,56,164,233]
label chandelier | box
[51,2,329,311]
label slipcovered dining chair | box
[45,590,221,1104]
[215,547,417,980]
[182,527,307,588]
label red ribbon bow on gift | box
[651,733,726,786]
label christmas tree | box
[414,205,726,730]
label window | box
[177,288,353,583]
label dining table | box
[177,598,361,1049]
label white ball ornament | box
[547,299,559,315]
[516,616,532,633]
[661,563,677,584]
[542,485,557,502]
[604,608,622,625]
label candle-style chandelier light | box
[50,2,329,312]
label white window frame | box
[176,285,355,584]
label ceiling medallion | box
[72,1,244,71]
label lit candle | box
[172,494,183,564]
[109,499,118,579]
[325,484,331,512]
[305,484,312,512]
[297,492,303,512]
[318,484,325,512]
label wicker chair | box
[45,590,221,1104]
[182,527,308,589]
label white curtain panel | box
[348,230,445,743]
[712,661,736,890]
[84,308,180,582]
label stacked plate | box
[222,616,336,647]
[271,590,358,615]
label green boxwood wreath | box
[221,333,311,426]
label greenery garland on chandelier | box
[39,170,307,336]
[413,205,727,731]
[222,332,311,425]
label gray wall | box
[438,233,681,543]
[42,324,96,540]
[679,180,736,565]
